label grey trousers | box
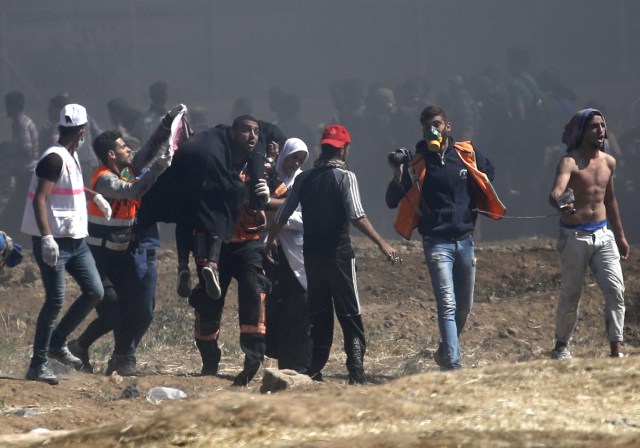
[555,226,625,344]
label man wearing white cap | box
[21,104,111,385]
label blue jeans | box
[126,247,158,361]
[423,235,476,370]
[80,245,158,364]
[31,236,104,368]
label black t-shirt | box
[34,153,63,182]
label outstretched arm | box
[353,217,400,263]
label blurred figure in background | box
[39,93,70,155]
[3,91,39,243]
[107,98,143,141]
[136,81,169,143]
[5,90,38,168]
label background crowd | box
[2,46,640,244]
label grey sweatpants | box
[555,226,625,344]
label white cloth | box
[275,138,309,289]
[169,110,192,156]
[21,144,88,238]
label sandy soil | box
[1,236,639,447]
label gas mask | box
[426,127,443,152]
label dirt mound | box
[1,237,639,447]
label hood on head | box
[561,108,608,152]
[276,138,309,179]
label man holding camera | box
[548,108,628,360]
[386,105,504,371]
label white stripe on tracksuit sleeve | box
[342,170,366,221]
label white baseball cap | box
[59,104,88,127]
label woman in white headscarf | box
[264,138,310,373]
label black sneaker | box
[177,268,192,298]
[26,364,59,385]
[105,356,137,377]
[202,263,221,300]
[232,361,263,387]
[49,345,83,368]
[67,339,93,373]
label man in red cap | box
[265,124,399,384]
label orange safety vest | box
[87,165,141,250]
[394,141,505,240]
[230,173,266,243]
[88,165,140,225]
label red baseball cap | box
[320,124,351,148]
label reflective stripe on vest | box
[85,235,130,251]
[394,141,506,240]
[272,182,288,199]
[20,145,88,238]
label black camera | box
[387,147,411,166]
[264,156,279,190]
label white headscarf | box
[275,138,309,186]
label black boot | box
[196,339,221,376]
[346,337,366,385]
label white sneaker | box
[202,263,221,300]
[551,346,572,360]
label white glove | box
[93,194,112,221]
[156,150,173,169]
[255,179,270,204]
[41,235,59,267]
[168,103,187,118]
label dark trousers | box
[305,255,366,379]
[264,246,310,373]
[189,239,269,369]
[79,245,157,363]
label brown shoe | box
[105,355,137,377]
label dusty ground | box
[1,235,640,447]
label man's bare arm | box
[33,178,55,236]
[549,156,574,210]
[603,166,629,260]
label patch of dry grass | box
[6,356,640,448]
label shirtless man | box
[549,108,629,360]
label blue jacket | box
[386,137,495,241]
